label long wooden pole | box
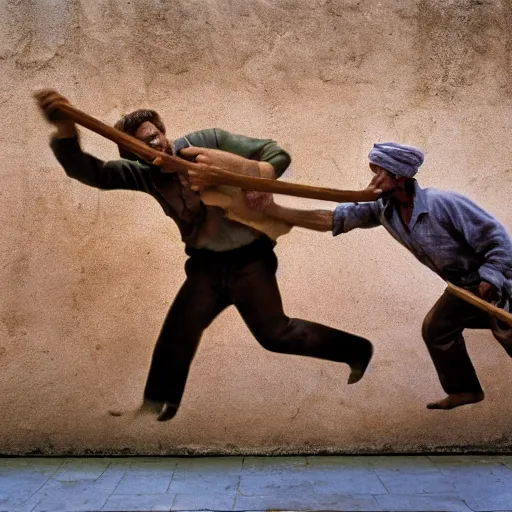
[53,101,380,203]
[446,282,512,326]
[54,101,194,173]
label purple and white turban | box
[368,142,425,178]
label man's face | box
[369,163,412,202]
[369,163,398,193]
[134,121,170,154]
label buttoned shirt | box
[332,181,512,299]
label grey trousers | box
[422,288,512,394]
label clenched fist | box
[34,89,71,123]
[34,89,76,138]
[180,147,257,174]
[479,281,499,302]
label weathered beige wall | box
[1,0,511,454]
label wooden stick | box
[54,101,380,203]
[185,167,381,203]
[54,101,196,174]
[446,282,512,326]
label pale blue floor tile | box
[242,456,308,473]
[437,460,512,489]
[29,474,123,512]
[0,461,62,512]
[42,470,123,494]
[234,491,318,511]
[103,493,176,511]
[2,455,512,512]
[108,459,178,471]
[430,454,512,465]
[171,492,235,510]
[168,474,240,494]
[113,473,174,495]
[111,461,175,495]
[307,493,383,511]
[429,455,512,511]
[0,502,37,512]
[309,468,389,495]
[105,458,164,464]
[239,467,388,497]
[51,459,111,482]
[0,493,43,512]
[235,491,380,511]
[370,455,440,472]
[238,486,383,511]
[237,471,318,510]
[306,455,374,469]
[238,472,316,498]
[0,459,62,474]
[0,473,52,501]
[93,465,127,487]
[453,484,512,511]
[31,485,111,512]
[173,457,243,475]
[375,469,457,494]
[375,493,474,512]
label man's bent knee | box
[421,312,436,344]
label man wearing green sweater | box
[36,90,374,422]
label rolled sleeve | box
[213,128,291,178]
[265,150,291,178]
[332,201,382,236]
[256,141,291,178]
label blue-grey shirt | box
[332,181,512,300]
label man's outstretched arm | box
[244,191,383,234]
[263,200,334,232]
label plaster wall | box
[1,0,511,454]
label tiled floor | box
[0,455,511,511]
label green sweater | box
[51,128,291,251]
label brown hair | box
[114,109,166,160]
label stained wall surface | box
[1,0,511,454]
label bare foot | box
[427,392,485,410]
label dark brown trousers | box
[144,237,373,406]
[422,287,512,395]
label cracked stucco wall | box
[1,0,511,454]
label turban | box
[368,142,425,178]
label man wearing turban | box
[233,142,512,411]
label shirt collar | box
[173,136,190,154]
[409,180,428,229]
[382,180,428,230]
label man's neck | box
[392,187,415,208]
